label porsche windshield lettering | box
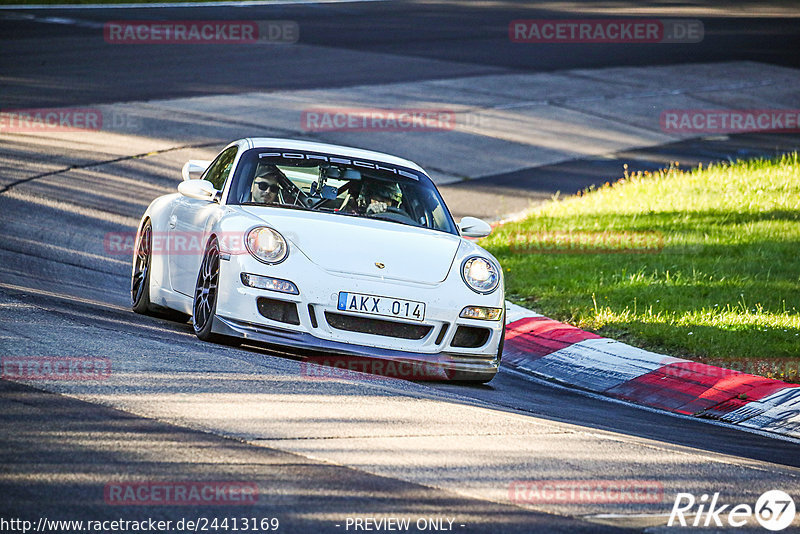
[257,151,420,179]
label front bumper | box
[213,234,504,381]
[212,315,500,381]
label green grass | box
[484,153,800,382]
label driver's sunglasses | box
[257,181,279,193]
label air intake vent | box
[325,312,432,340]
[257,297,300,325]
[308,304,318,328]
[435,323,449,345]
[451,326,490,348]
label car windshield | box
[228,149,458,235]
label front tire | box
[192,238,240,345]
[193,238,222,341]
[496,319,505,364]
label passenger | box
[357,180,402,215]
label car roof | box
[244,137,428,175]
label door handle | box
[168,215,177,229]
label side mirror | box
[181,160,212,181]
[178,179,218,202]
[458,216,492,238]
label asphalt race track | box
[1,1,800,532]
[2,0,800,108]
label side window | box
[202,146,238,191]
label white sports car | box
[131,138,504,382]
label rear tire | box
[131,220,154,315]
[131,220,191,323]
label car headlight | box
[461,256,500,294]
[241,273,298,295]
[460,306,503,321]
[246,227,288,264]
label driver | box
[251,165,285,204]
[357,180,402,215]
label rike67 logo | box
[668,490,796,531]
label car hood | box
[240,206,461,284]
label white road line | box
[588,513,673,518]
[1,0,389,10]
[0,12,105,28]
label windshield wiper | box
[239,202,310,211]
[364,214,420,229]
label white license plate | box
[337,292,426,322]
